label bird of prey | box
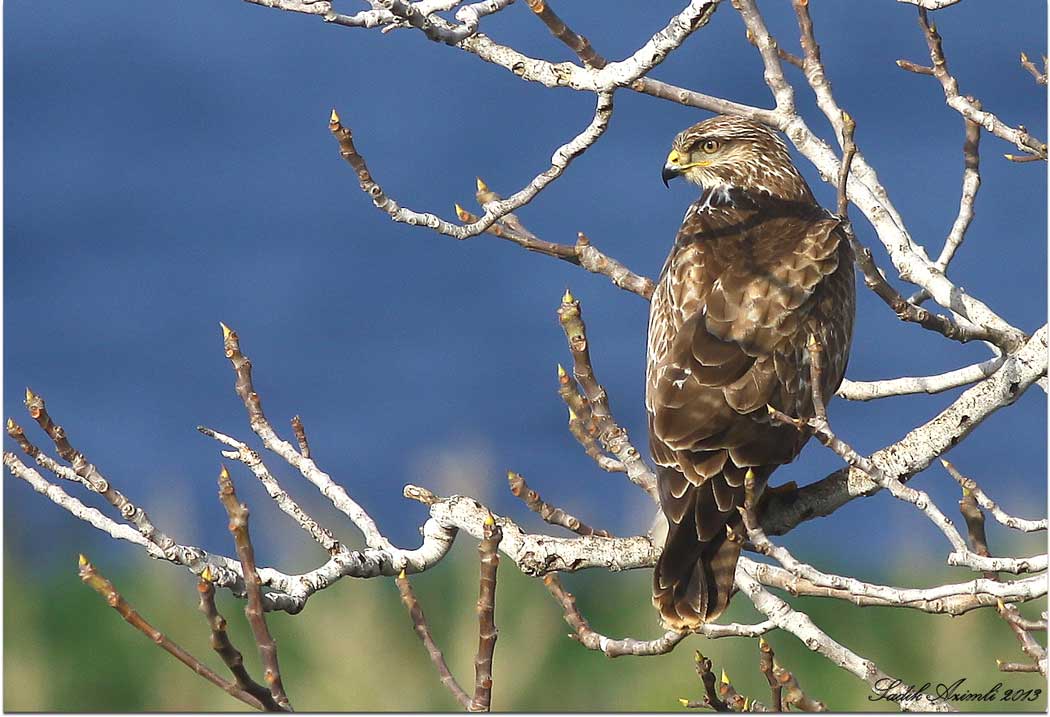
[648,115,855,631]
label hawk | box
[648,115,855,630]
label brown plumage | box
[648,116,855,630]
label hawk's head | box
[662,115,812,202]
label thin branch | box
[557,290,659,501]
[542,574,772,659]
[936,111,982,270]
[219,321,392,551]
[78,555,267,711]
[197,569,285,711]
[556,365,627,474]
[998,601,1049,677]
[507,470,612,537]
[395,570,473,710]
[747,559,1046,615]
[22,388,178,555]
[217,466,292,710]
[453,181,654,299]
[525,0,607,68]
[1020,52,1048,86]
[896,0,961,9]
[290,415,311,459]
[736,567,953,712]
[759,638,783,712]
[470,514,502,712]
[199,426,340,552]
[900,8,1046,160]
[941,459,1047,532]
[328,92,614,240]
[837,356,1003,401]
[694,652,729,711]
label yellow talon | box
[476,177,489,193]
[219,322,232,341]
[721,669,730,684]
[78,553,89,567]
[329,108,340,124]
[562,288,575,304]
[454,203,470,222]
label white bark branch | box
[837,355,1004,401]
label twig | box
[78,555,266,711]
[556,365,626,473]
[395,570,473,710]
[998,601,1049,677]
[219,321,392,551]
[899,9,1046,160]
[896,0,961,9]
[937,111,982,270]
[470,514,502,711]
[694,652,729,711]
[774,660,826,712]
[328,91,614,240]
[557,290,659,501]
[197,568,285,711]
[507,470,612,537]
[525,0,607,68]
[941,459,1047,532]
[759,637,783,712]
[832,115,1013,351]
[736,567,952,712]
[22,388,178,554]
[542,574,771,658]
[217,466,292,710]
[957,477,996,581]
[290,415,311,459]
[454,181,654,299]
[836,356,1003,401]
[1019,52,1047,86]
[199,426,340,552]
[745,26,803,69]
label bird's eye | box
[701,139,720,154]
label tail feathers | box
[652,514,742,631]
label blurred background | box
[4,0,1046,711]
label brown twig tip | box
[576,231,590,246]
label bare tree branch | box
[78,555,268,711]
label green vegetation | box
[5,542,1045,712]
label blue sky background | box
[5,1,1046,582]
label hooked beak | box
[662,149,683,188]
